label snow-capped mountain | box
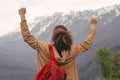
[0,4,120,80]
[30,4,120,36]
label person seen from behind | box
[19,7,97,80]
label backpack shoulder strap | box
[49,45,67,79]
[49,44,57,62]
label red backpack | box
[35,45,66,80]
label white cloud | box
[0,0,120,36]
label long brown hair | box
[51,25,73,57]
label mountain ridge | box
[0,4,120,80]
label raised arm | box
[19,8,38,49]
[72,18,97,57]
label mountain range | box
[0,4,120,80]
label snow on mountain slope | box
[0,4,120,80]
[30,4,120,37]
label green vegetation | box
[97,47,120,80]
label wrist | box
[90,28,96,30]
[20,15,26,21]
[90,25,96,30]
[20,14,25,17]
[90,24,96,27]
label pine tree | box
[97,47,113,80]
[112,52,120,79]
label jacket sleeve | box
[20,20,40,50]
[72,29,96,57]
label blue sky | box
[0,0,120,36]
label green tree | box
[97,47,120,80]
[112,52,120,79]
[97,47,113,80]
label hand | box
[19,7,26,17]
[90,17,97,29]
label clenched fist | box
[90,17,97,29]
[19,7,26,21]
[19,7,26,17]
